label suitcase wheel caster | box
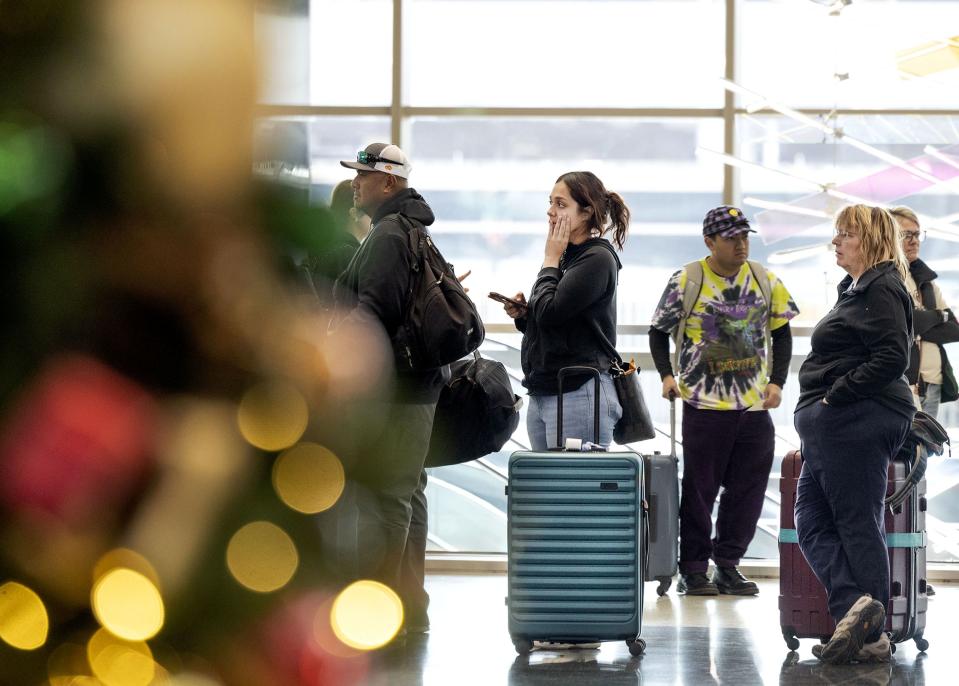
[627,638,646,656]
[512,638,533,655]
[890,642,897,655]
[915,637,929,652]
[781,628,799,651]
[656,578,672,596]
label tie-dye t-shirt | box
[650,260,799,410]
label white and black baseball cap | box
[340,143,412,179]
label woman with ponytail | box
[501,171,631,450]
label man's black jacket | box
[332,188,445,403]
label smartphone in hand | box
[488,291,524,308]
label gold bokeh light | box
[272,442,345,514]
[94,548,161,589]
[87,627,155,686]
[91,569,165,641]
[0,581,49,650]
[226,521,298,593]
[330,581,403,651]
[237,381,309,451]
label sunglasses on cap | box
[357,150,403,166]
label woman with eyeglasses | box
[889,206,959,419]
[501,171,630,450]
[793,204,916,664]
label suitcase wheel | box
[656,577,672,597]
[781,628,799,651]
[627,637,646,656]
[512,638,533,655]
[915,636,929,652]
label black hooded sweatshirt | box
[515,238,622,395]
[332,188,446,403]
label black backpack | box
[426,352,522,467]
[393,215,484,370]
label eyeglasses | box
[717,232,750,243]
[833,229,859,241]
[901,230,926,243]
[357,150,402,166]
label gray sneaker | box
[819,595,886,665]
[813,633,890,663]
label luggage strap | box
[778,528,926,548]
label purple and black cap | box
[703,205,756,238]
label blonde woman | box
[794,205,916,664]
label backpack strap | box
[747,260,774,377]
[673,260,704,375]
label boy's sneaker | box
[819,595,886,665]
[711,565,759,595]
[677,572,719,596]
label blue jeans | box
[526,372,622,451]
[921,382,941,418]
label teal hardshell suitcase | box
[507,367,646,656]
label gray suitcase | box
[643,399,680,596]
[507,367,646,657]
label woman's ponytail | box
[607,190,630,251]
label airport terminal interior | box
[2,1,959,685]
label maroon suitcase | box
[778,450,929,652]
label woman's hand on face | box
[505,292,527,319]
[544,215,570,268]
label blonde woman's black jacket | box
[514,238,621,395]
[796,261,916,418]
[907,258,959,403]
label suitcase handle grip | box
[556,366,601,448]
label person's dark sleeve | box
[915,309,959,344]
[340,231,411,338]
[513,315,528,334]
[527,250,615,327]
[769,324,792,387]
[648,326,674,380]
[825,283,911,405]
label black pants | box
[795,399,910,622]
[679,403,775,574]
[346,401,436,626]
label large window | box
[256,0,959,562]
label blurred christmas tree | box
[0,2,396,684]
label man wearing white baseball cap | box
[340,142,413,179]
[332,142,440,643]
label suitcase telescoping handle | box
[669,395,677,459]
[556,366,601,448]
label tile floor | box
[361,575,951,685]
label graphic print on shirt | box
[651,260,799,410]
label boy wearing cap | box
[648,206,799,595]
[331,143,442,638]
